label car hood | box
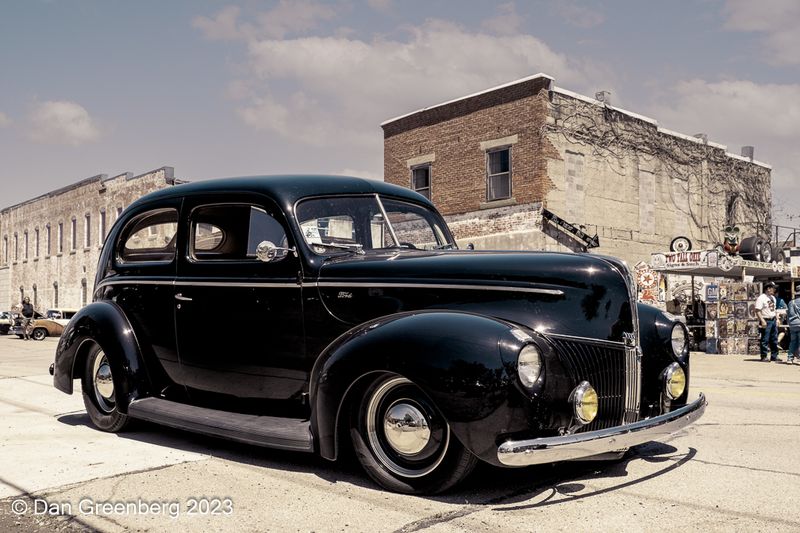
[315,250,634,343]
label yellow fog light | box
[664,363,686,400]
[570,381,598,424]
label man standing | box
[787,283,800,364]
[756,282,779,361]
[20,296,35,341]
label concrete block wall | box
[0,167,177,311]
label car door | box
[109,203,182,390]
[174,194,307,410]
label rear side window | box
[191,204,288,261]
[118,208,178,263]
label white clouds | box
[481,3,523,36]
[192,5,242,41]
[723,0,800,65]
[0,112,11,127]
[647,78,800,225]
[193,1,336,41]
[553,2,605,28]
[227,19,604,148]
[28,101,101,146]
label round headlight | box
[517,344,543,388]
[664,363,686,400]
[571,381,598,424]
[671,323,688,357]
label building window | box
[117,206,123,218]
[71,217,77,251]
[53,281,59,307]
[33,284,37,307]
[2,236,7,264]
[14,234,18,261]
[81,278,87,307]
[35,228,40,258]
[46,224,51,256]
[411,165,431,199]
[84,214,91,248]
[99,209,107,243]
[58,222,64,254]
[24,231,29,260]
[486,147,511,201]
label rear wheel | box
[350,374,477,494]
[31,328,47,341]
[81,341,130,432]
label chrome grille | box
[549,337,627,431]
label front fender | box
[53,301,147,412]
[310,311,531,464]
[637,303,691,415]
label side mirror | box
[255,240,295,262]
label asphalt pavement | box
[1,334,799,532]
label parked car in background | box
[0,311,14,335]
[12,308,78,340]
[52,175,706,494]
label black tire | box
[738,236,759,260]
[81,341,130,432]
[31,328,47,341]
[16,334,24,339]
[670,236,692,252]
[350,374,477,494]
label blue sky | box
[1,0,798,225]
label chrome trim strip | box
[97,280,174,287]
[97,278,563,294]
[497,394,706,467]
[174,281,299,288]
[314,281,564,296]
[97,279,300,289]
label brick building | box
[382,73,772,264]
[0,167,178,311]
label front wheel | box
[31,328,47,341]
[81,341,130,432]
[350,374,477,494]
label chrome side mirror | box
[256,241,295,262]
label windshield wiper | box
[433,243,457,250]
[312,242,365,255]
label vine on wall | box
[543,92,772,247]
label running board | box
[127,397,313,452]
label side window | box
[118,208,178,263]
[191,204,288,261]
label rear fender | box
[310,311,530,463]
[53,301,147,412]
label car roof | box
[128,175,432,210]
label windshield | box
[295,195,454,254]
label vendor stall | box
[642,249,793,355]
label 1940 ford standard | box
[52,175,706,494]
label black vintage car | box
[52,175,706,494]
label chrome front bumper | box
[497,393,707,467]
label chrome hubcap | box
[92,351,115,413]
[365,376,449,478]
[383,402,431,456]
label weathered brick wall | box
[382,75,772,266]
[384,80,559,215]
[0,167,177,311]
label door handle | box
[175,293,193,301]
